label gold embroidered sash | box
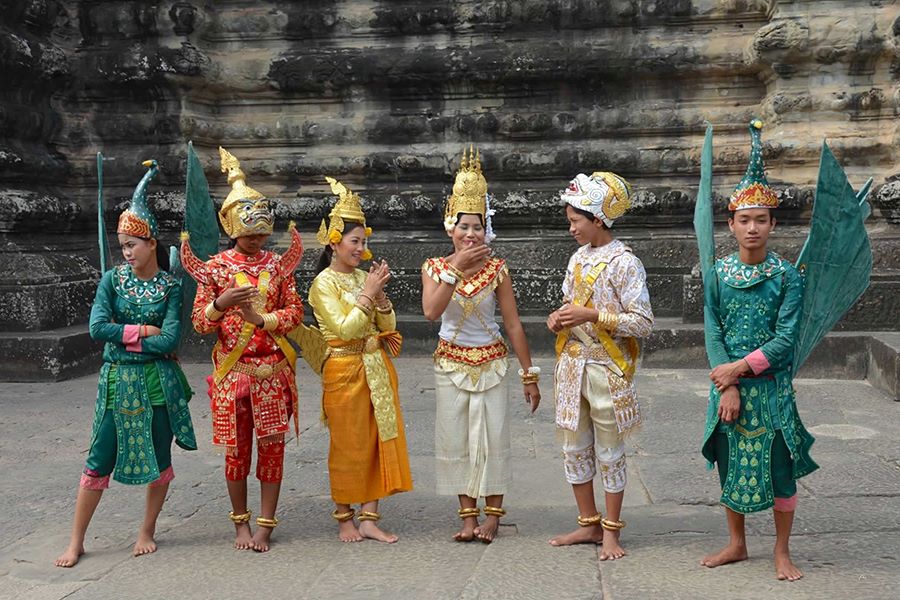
[328,331,402,442]
[214,271,271,383]
[553,261,638,431]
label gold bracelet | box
[256,516,279,529]
[261,312,278,331]
[358,293,375,304]
[354,302,373,316]
[601,518,626,531]
[518,366,541,385]
[228,510,252,524]
[596,311,620,331]
[457,507,480,519]
[375,300,393,314]
[483,506,506,518]
[331,509,356,522]
[205,301,224,321]
[357,510,381,522]
[445,263,465,280]
[577,513,603,527]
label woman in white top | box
[421,147,540,543]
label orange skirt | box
[322,350,413,504]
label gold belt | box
[229,358,289,379]
[564,340,610,362]
[329,336,382,357]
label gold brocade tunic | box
[308,267,399,441]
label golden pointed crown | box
[444,145,487,225]
[217,146,273,238]
[316,176,369,246]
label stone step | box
[0,324,102,382]
[7,318,896,400]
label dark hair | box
[135,236,170,272]
[314,221,366,276]
[564,205,608,229]
[155,242,170,272]
[228,238,237,249]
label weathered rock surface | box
[1,0,898,379]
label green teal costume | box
[694,121,872,514]
[86,158,196,486]
[700,252,817,512]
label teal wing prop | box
[168,245,183,279]
[693,123,716,280]
[792,143,873,372]
[184,141,219,261]
[181,140,219,299]
[97,152,111,273]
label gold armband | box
[205,301,224,321]
[596,311,620,331]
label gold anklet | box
[357,511,381,522]
[457,507,480,519]
[331,508,356,522]
[577,513,602,527]
[600,518,626,531]
[256,516,279,529]
[483,506,506,518]
[228,510,252,524]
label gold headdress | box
[443,145,488,233]
[217,147,274,238]
[317,177,372,257]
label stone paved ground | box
[1,359,898,600]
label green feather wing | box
[97,152,112,273]
[792,143,873,372]
[180,140,219,295]
[693,123,716,280]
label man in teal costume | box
[699,120,817,580]
[695,119,873,581]
[56,159,197,567]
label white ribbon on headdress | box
[484,193,497,244]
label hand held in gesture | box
[448,244,491,273]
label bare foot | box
[133,530,158,557]
[474,515,499,544]
[338,519,363,543]
[775,551,803,581]
[54,544,84,568]
[700,542,748,568]
[251,526,274,553]
[234,523,255,550]
[599,529,626,561]
[454,516,478,542]
[549,525,603,547]
[358,520,399,543]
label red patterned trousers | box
[225,390,288,483]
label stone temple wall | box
[1,0,898,379]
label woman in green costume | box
[55,160,197,568]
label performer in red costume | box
[181,147,303,552]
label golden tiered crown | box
[444,145,487,230]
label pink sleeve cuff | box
[80,472,110,490]
[123,324,142,353]
[149,465,175,487]
[744,349,770,375]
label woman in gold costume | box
[307,177,413,543]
